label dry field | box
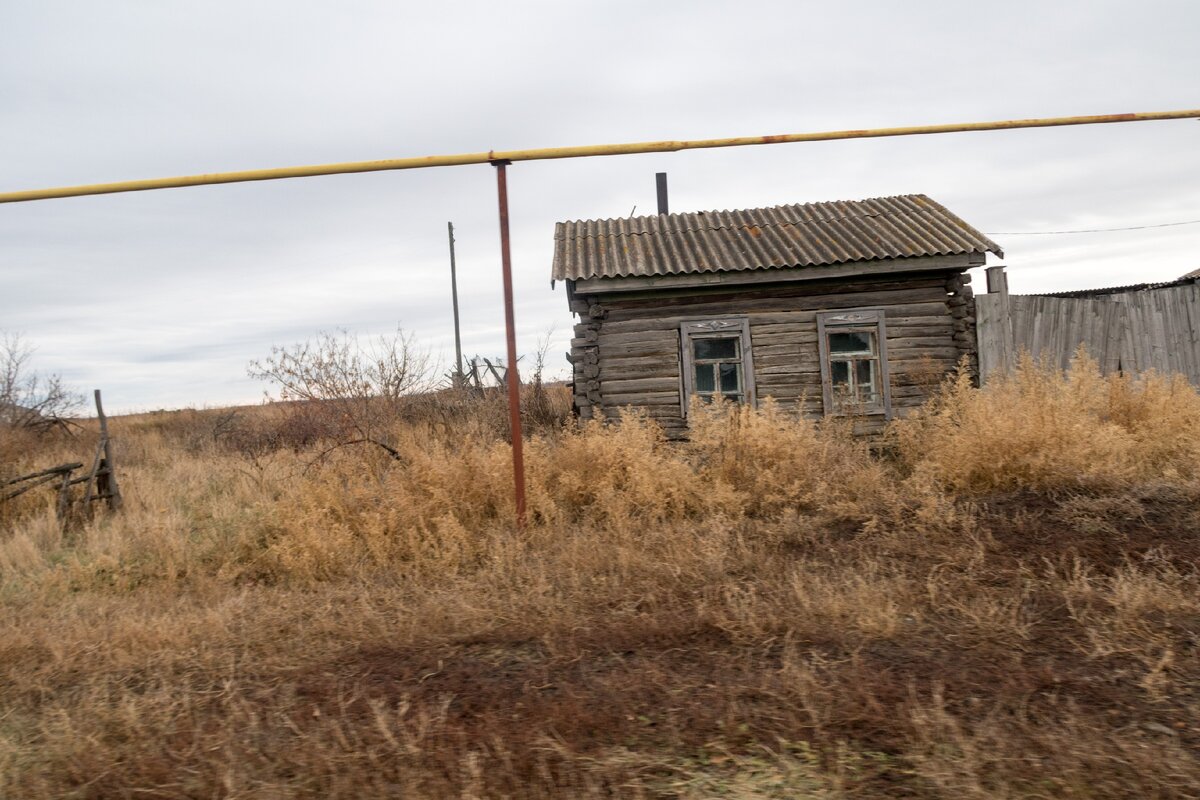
[1,361,1199,799]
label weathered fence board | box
[978,282,1200,384]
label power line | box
[986,218,1200,235]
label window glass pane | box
[857,359,877,400]
[694,337,737,361]
[719,363,740,392]
[831,360,850,386]
[694,364,715,393]
[722,393,742,402]
[828,331,873,354]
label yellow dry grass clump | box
[1,362,1198,798]
[892,353,1200,492]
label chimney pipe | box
[655,172,668,215]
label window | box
[680,318,755,412]
[817,309,892,417]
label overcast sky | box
[2,0,1198,412]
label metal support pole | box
[447,221,464,385]
[493,161,527,527]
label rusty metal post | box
[493,161,527,526]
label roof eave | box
[572,252,986,295]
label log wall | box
[569,270,970,437]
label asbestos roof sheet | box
[1040,274,1199,298]
[552,194,1003,282]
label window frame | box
[816,308,892,418]
[679,317,756,415]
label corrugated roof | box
[1040,272,1200,298]
[552,194,1003,282]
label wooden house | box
[554,194,1003,437]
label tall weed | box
[891,354,1200,493]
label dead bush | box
[248,327,434,461]
[0,332,83,437]
[889,353,1200,494]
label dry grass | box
[890,354,1200,492]
[1,365,1198,798]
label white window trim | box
[816,308,893,419]
[679,317,756,416]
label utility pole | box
[447,221,464,386]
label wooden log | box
[599,364,678,381]
[598,353,676,370]
[602,391,680,406]
[892,348,960,364]
[3,462,84,487]
[885,357,960,374]
[885,311,955,323]
[754,361,822,375]
[593,329,677,346]
[758,304,954,328]
[596,320,956,361]
[601,404,684,420]
[81,436,104,509]
[598,344,678,362]
[1,472,60,503]
[595,304,955,341]
[750,333,819,347]
[96,425,121,510]
[578,333,675,352]
[602,286,950,324]
[751,341,816,357]
[746,322,819,336]
[601,274,953,310]
[56,469,73,520]
[600,376,679,394]
[887,328,960,341]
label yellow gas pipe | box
[1,109,1197,203]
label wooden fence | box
[977,268,1200,384]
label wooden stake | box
[56,469,73,521]
[985,266,1014,376]
[93,390,123,511]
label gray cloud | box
[2,0,1198,411]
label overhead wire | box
[986,218,1200,235]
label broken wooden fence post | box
[982,265,1014,381]
[87,389,123,512]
